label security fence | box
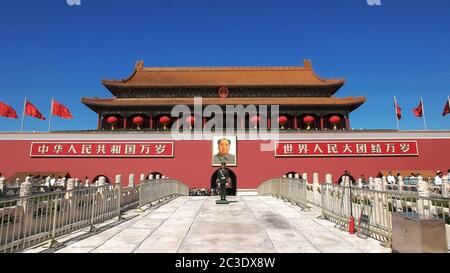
[0,177,189,253]
[321,183,450,243]
[257,177,450,246]
[0,184,120,253]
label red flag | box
[0,101,18,118]
[25,100,46,120]
[443,100,450,117]
[52,100,74,119]
[394,101,402,120]
[413,100,423,117]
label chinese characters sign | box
[30,142,174,158]
[275,141,418,157]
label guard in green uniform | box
[216,161,230,203]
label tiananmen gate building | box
[0,60,449,193]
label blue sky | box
[0,0,449,131]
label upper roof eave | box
[101,60,346,92]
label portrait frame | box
[212,136,237,167]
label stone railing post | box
[97,176,106,195]
[128,174,135,188]
[397,176,403,192]
[0,176,5,196]
[442,182,449,198]
[302,173,308,184]
[149,174,154,180]
[313,172,320,205]
[115,175,122,186]
[369,177,374,190]
[140,173,145,182]
[115,174,122,219]
[66,178,74,191]
[19,177,34,239]
[20,177,33,206]
[98,176,106,186]
[416,175,429,214]
[381,176,387,191]
[74,178,79,188]
[374,178,383,191]
[45,176,51,187]
[417,176,429,197]
[294,173,300,179]
[313,173,319,188]
[325,174,332,184]
[65,178,75,202]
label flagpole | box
[48,98,53,132]
[421,96,427,131]
[394,96,399,131]
[20,97,26,132]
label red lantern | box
[185,116,195,125]
[132,116,144,129]
[106,116,118,130]
[303,115,314,130]
[278,115,288,129]
[159,116,170,129]
[278,116,287,125]
[250,115,260,124]
[106,116,118,124]
[159,116,170,124]
[329,115,341,130]
[250,115,260,129]
[132,116,144,125]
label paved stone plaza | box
[24,195,395,253]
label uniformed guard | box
[216,161,230,203]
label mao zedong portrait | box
[213,138,236,165]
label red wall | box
[0,138,449,188]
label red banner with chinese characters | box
[275,141,418,157]
[30,142,174,158]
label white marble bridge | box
[24,195,390,253]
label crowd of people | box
[337,169,450,190]
[0,173,97,188]
[189,188,211,196]
[188,188,224,196]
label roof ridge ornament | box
[135,60,144,71]
[303,59,313,70]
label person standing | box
[338,170,355,186]
[387,171,396,184]
[434,171,443,186]
[217,162,230,201]
[445,169,450,184]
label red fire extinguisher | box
[348,177,355,234]
[348,216,355,234]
